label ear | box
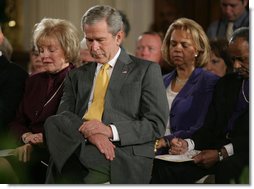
[115,31,124,46]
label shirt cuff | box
[185,139,195,151]
[224,143,234,156]
[109,124,120,141]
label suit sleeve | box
[57,72,78,114]
[0,64,28,133]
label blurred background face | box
[220,0,247,21]
[29,50,46,74]
[80,38,95,63]
[80,48,95,63]
[228,37,249,78]
[38,37,69,74]
[169,29,196,68]
[205,52,227,77]
[135,34,162,63]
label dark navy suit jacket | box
[192,73,249,162]
[163,68,219,143]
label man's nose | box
[233,60,242,69]
[224,5,233,15]
[141,47,150,56]
[91,41,100,51]
[40,49,50,58]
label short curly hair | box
[33,18,80,64]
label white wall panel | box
[22,0,154,54]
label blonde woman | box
[4,18,80,183]
[153,18,219,156]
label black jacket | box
[0,55,28,134]
[192,73,249,163]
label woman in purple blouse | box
[2,18,80,183]
[153,18,219,155]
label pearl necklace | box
[242,80,249,103]
[176,77,188,85]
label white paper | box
[0,149,15,157]
[155,150,200,162]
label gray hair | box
[230,27,249,44]
[81,5,123,36]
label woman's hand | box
[169,138,188,154]
[14,144,33,162]
[22,132,43,144]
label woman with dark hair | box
[205,39,233,77]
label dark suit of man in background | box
[44,5,168,184]
[207,0,249,40]
[0,26,28,135]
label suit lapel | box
[107,50,134,94]
[78,63,97,116]
[177,68,202,98]
[77,51,134,116]
[171,68,202,111]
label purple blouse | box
[9,64,75,142]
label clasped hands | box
[169,138,221,168]
[79,120,115,161]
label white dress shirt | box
[87,48,121,141]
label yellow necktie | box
[83,63,110,121]
[226,22,234,40]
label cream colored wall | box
[22,0,154,54]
